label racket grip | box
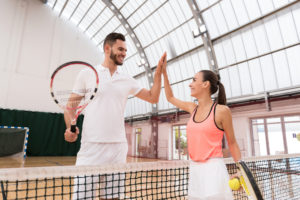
[70,125,76,133]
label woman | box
[162,57,241,200]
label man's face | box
[109,39,127,65]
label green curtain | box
[0,108,83,156]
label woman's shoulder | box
[215,104,231,115]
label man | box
[63,32,166,199]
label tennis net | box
[226,153,300,200]
[0,161,189,199]
[0,154,299,200]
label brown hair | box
[200,70,227,105]
[103,32,125,50]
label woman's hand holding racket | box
[235,161,263,200]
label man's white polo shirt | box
[77,65,142,143]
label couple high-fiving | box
[64,32,240,200]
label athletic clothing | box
[186,102,224,162]
[72,65,142,199]
[187,102,233,200]
[73,143,128,199]
[74,65,142,143]
[75,142,128,166]
[188,158,233,200]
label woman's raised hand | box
[156,52,167,74]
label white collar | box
[98,64,120,74]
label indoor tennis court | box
[1,0,300,199]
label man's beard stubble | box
[110,51,123,66]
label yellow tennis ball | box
[296,133,300,141]
[228,178,241,190]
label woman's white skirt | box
[188,158,234,200]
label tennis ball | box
[296,133,300,141]
[228,178,241,190]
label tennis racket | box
[50,61,99,133]
[236,161,263,200]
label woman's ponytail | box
[217,82,226,105]
[200,70,227,105]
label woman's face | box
[189,72,209,98]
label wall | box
[157,123,171,159]
[128,121,152,157]
[125,97,300,160]
[0,0,103,113]
[230,97,300,157]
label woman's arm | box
[218,105,241,162]
[162,62,196,114]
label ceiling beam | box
[102,0,158,113]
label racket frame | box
[50,61,99,132]
[236,161,263,200]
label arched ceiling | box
[45,0,300,118]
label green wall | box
[0,108,83,156]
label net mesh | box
[0,155,299,200]
[0,161,189,200]
[227,155,300,200]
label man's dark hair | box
[103,32,125,50]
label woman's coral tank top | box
[186,102,224,162]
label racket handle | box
[70,125,76,133]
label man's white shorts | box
[73,142,128,199]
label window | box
[251,115,300,156]
[135,128,142,157]
[172,125,188,160]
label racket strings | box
[51,64,98,110]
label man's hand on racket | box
[64,126,79,142]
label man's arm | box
[64,93,83,128]
[135,52,166,103]
[64,93,83,142]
